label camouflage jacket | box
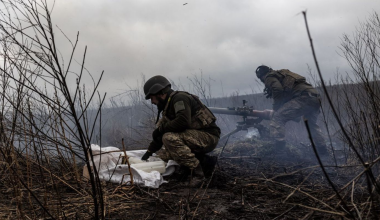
[148,91,221,153]
[263,69,318,111]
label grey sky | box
[51,0,380,100]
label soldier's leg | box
[307,117,328,155]
[179,129,219,154]
[271,99,305,147]
[179,130,219,178]
[162,132,199,169]
[269,115,287,148]
[303,98,328,155]
[162,130,218,169]
[155,147,171,162]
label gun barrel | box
[208,107,242,116]
[208,107,273,120]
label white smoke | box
[245,128,260,139]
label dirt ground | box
[111,140,377,220]
[2,139,378,219]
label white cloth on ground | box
[83,144,179,188]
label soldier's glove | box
[141,150,153,161]
[152,128,163,144]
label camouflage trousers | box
[158,129,219,169]
[270,95,326,148]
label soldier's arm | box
[264,76,284,110]
[161,94,192,133]
[147,140,162,153]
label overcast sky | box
[50,0,380,101]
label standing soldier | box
[141,75,221,184]
[255,65,328,156]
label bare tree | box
[338,12,380,161]
[0,0,106,219]
[303,10,380,218]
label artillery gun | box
[208,100,273,142]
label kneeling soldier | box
[141,75,221,184]
[255,65,328,156]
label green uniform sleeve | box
[147,140,163,153]
[161,94,192,132]
[264,76,284,111]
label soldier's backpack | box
[276,69,306,92]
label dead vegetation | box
[0,0,379,219]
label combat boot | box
[175,165,191,182]
[189,163,205,188]
[201,155,217,178]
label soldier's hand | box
[141,150,153,161]
[152,128,163,144]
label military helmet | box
[143,75,171,100]
[255,65,272,78]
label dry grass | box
[0,1,379,219]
